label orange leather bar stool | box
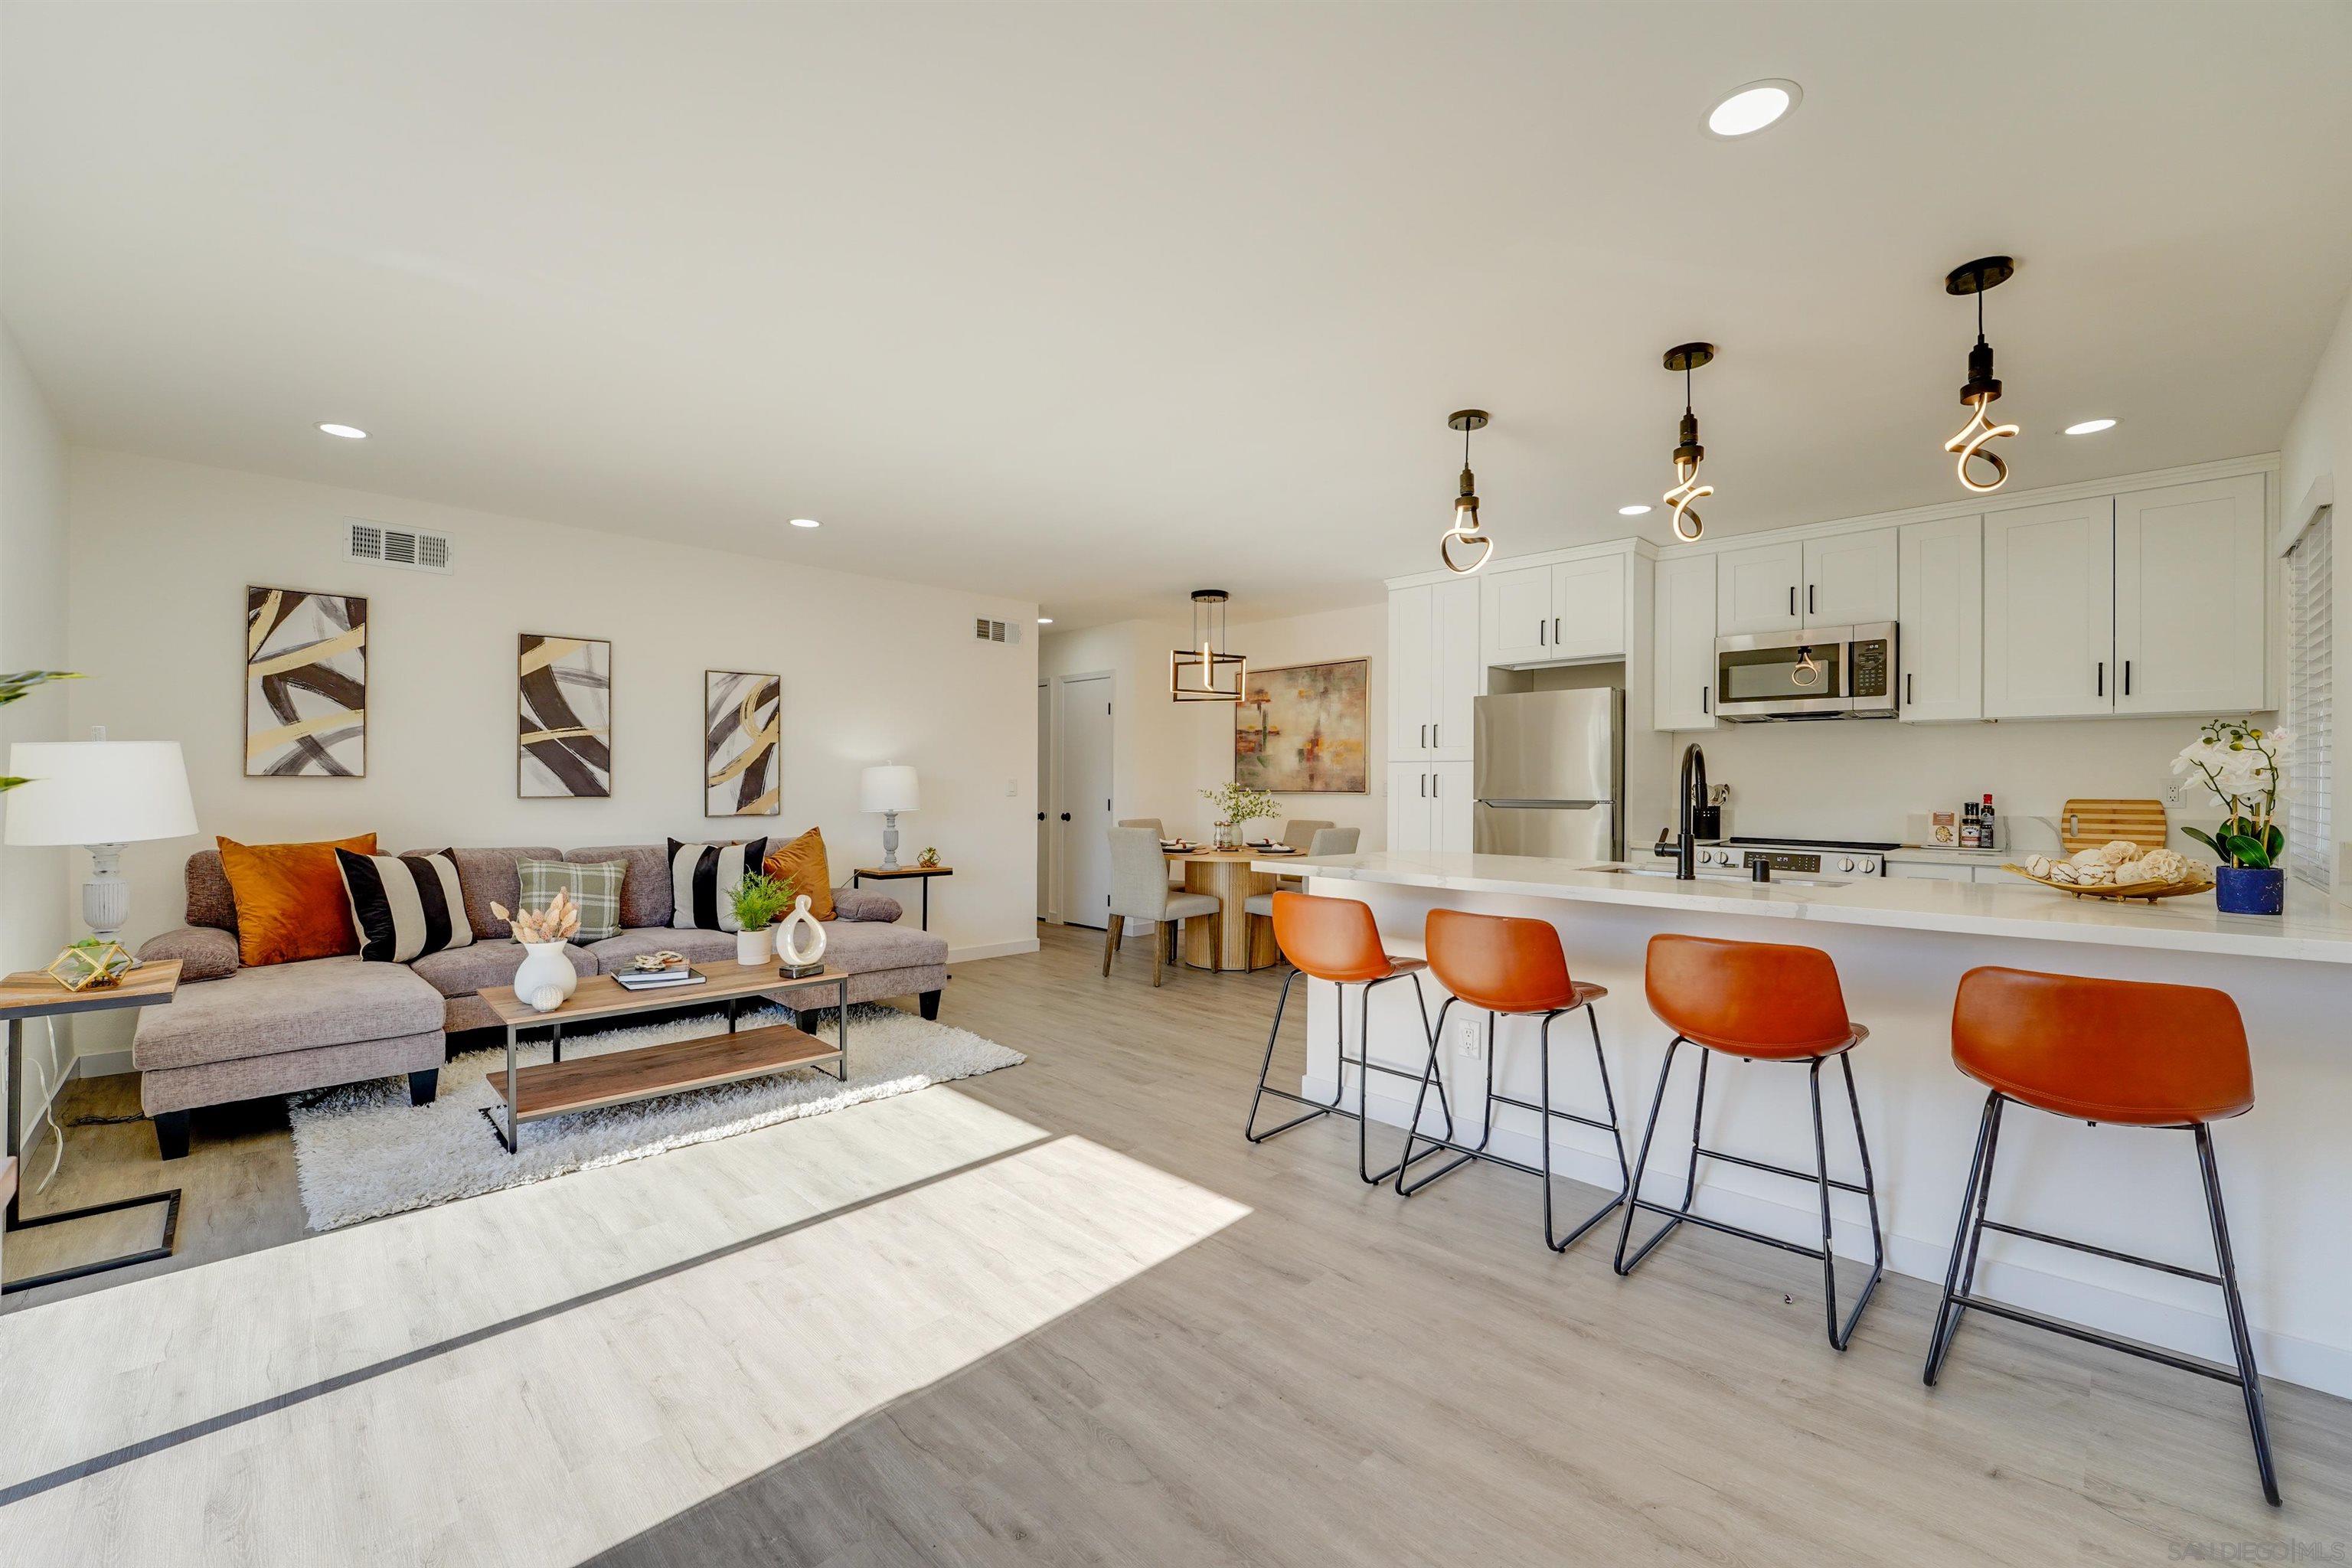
[1614,934,1884,1351]
[1394,909,1628,1252]
[1928,966,2277,1505]
[1244,892,1455,1187]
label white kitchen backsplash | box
[1667,710,2269,855]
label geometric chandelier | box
[1170,589,1245,702]
[1942,254,2019,495]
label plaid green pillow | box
[515,859,624,943]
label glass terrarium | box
[47,938,133,992]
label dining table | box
[1161,845,1297,972]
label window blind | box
[2284,508,2332,890]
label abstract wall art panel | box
[704,670,781,817]
[245,586,368,777]
[1234,657,1368,793]
[518,633,612,798]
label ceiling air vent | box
[344,518,452,574]
[974,617,1022,645]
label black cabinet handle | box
[1553,616,1561,644]
[2096,662,2104,697]
[1788,586,1797,616]
[1808,584,1815,616]
[1701,685,1710,716]
[2124,659,2132,697]
[1432,724,1439,747]
[1419,773,1428,798]
[1538,619,1547,645]
[1906,673,1914,706]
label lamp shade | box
[3,741,198,846]
[859,764,920,814]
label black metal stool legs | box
[1920,1095,2280,1506]
[1615,1038,1883,1351]
[1243,969,1457,1189]
[1535,1004,1630,1251]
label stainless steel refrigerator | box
[1472,688,1625,859]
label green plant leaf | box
[2181,826,2224,857]
[0,670,82,707]
[2222,833,2272,869]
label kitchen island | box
[1258,850,2352,1398]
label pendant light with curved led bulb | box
[1439,410,1493,573]
[1661,343,1714,542]
[1943,256,2020,494]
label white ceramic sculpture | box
[512,940,578,1014]
[777,893,827,975]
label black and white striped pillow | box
[667,837,770,933]
[336,848,475,964]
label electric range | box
[1682,835,1896,877]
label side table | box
[2,960,184,1295]
[851,864,952,931]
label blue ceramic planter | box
[2214,864,2285,916]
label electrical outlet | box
[2163,777,2190,809]
[1455,1014,1482,1060]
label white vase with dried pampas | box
[492,889,581,1013]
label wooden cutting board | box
[2059,798,2169,854]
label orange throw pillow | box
[217,833,378,968]
[762,827,835,921]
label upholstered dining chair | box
[1120,818,1181,886]
[1279,818,1336,851]
[1103,827,1221,987]
[1246,827,1361,956]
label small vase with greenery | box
[727,870,795,964]
[2174,717,2289,915]
[1200,780,1279,850]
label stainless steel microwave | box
[1713,622,1899,721]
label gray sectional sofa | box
[132,842,949,1158]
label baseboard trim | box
[73,1047,135,1080]
[949,938,1040,963]
[1304,1071,2352,1401]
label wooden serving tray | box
[2001,864,2214,903]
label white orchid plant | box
[1201,780,1279,827]
[2172,717,2288,870]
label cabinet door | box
[1716,539,1804,634]
[1548,557,1628,659]
[1388,761,1436,851]
[1984,498,2115,718]
[1387,585,1433,757]
[1432,762,1475,853]
[1651,551,1719,730]
[1481,565,1553,666]
[1896,515,1982,722]
[2115,474,2266,715]
[1802,528,1898,626]
[1431,576,1480,758]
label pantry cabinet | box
[1388,576,1478,760]
[1651,550,1718,730]
[1716,528,1896,634]
[1896,514,1982,722]
[1983,497,2117,718]
[1389,760,1472,853]
[2113,474,2266,714]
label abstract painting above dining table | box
[1234,657,1367,793]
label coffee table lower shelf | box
[484,1021,842,1129]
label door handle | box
[2124,659,2132,697]
[2096,662,2104,697]
[1553,616,1561,644]
[1432,723,1439,748]
[1419,723,1427,749]
[1419,773,1428,797]
[1701,684,1710,716]
[1538,619,1547,645]
[1060,812,1072,822]
[1037,811,1045,822]
[1906,672,1913,707]
[1432,772,1440,797]
[1808,584,1815,616]
[1788,586,1797,616]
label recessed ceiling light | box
[1619,504,1653,516]
[2063,418,2118,436]
[788,518,820,529]
[1705,79,1802,139]
[317,423,368,439]
[1037,616,1054,625]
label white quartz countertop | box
[1255,851,2352,965]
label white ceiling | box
[6,3,2350,629]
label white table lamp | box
[4,732,199,938]
[860,763,920,870]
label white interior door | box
[1036,681,1051,919]
[1058,674,1115,929]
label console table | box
[2,961,184,1295]
[851,864,952,930]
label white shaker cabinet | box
[2114,474,2266,715]
[1896,514,1982,722]
[1388,760,1471,852]
[1481,566,1553,666]
[1802,527,1898,626]
[1716,539,1803,635]
[1481,551,1632,668]
[1547,556,1628,661]
[1984,497,2116,718]
[1651,550,1718,730]
[1389,577,1478,760]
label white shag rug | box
[287,1002,1024,1231]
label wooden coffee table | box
[476,962,851,1154]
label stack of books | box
[612,967,705,992]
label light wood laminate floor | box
[5,923,2349,1566]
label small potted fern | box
[727,870,794,965]
[2174,718,2290,916]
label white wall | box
[1667,714,2246,858]
[61,449,1039,1063]
[2279,284,2350,888]
[1,329,74,1147]
[1037,604,1385,918]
